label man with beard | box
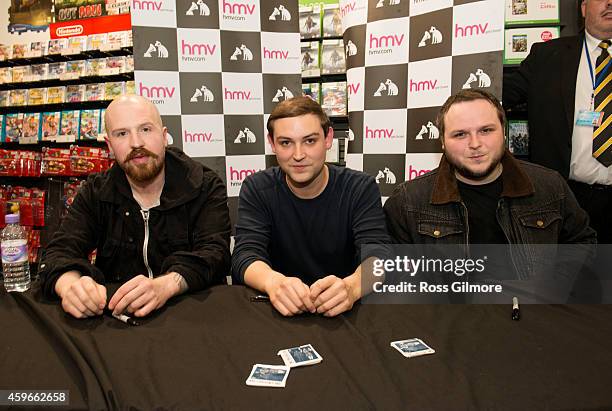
[40,95,231,319]
[231,96,390,317]
[384,90,595,249]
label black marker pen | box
[250,295,270,302]
[511,297,520,321]
[104,309,140,326]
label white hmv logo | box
[144,41,169,58]
[347,128,355,141]
[272,87,294,102]
[376,0,400,7]
[373,79,398,97]
[416,121,439,140]
[462,69,491,89]
[186,0,210,16]
[345,40,357,56]
[190,85,215,102]
[418,26,443,48]
[269,4,291,20]
[375,167,396,184]
[230,44,253,61]
[234,127,257,143]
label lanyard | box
[584,36,612,91]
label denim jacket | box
[383,151,596,280]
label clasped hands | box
[55,271,179,319]
[264,273,360,317]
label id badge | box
[576,110,604,127]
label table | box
[1,284,612,410]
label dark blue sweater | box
[231,165,391,285]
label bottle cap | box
[5,214,19,224]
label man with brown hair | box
[231,96,390,317]
[384,89,595,250]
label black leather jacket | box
[40,147,231,298]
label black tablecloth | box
[1,284,612,410]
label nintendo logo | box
[56,25,84,37]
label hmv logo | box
[184,130,214,142]
[181,40,216,56]
[229,166,259,182]
[340,1,355,17]
[224,88,252,100]
[365,126,394,139]
[263,47,289,60]
[132,0,162,11]
[369,33,405,49]
[139,83,175,98]
[223,0,255,15]
[409,79,438,92]
[407,165,430,180]
[347,83,361,96]
[455,23,489,38]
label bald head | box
[105,94,163,135]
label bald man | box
[40,95,231,319]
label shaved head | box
[105,94,163,136]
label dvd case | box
[4,113,24,143]
[321,82,347,116]
[508,120,529,156]
[9,89,28,106]
[84,83,105,101]
[46,86,67,104]
[86,58,107,77]
[302,83,320,104]
[28,41,46,58]
[87,33,108,51]
[22,113,42,144]
[11,66,29,83]
[48,38,67,55]
[66,85,85,103]
[301,42,320,78]
[12,44,27,59]
[66,36,87,54]
[29,64,48,82]
[0,67,10,84]
[79,110,101,140]
[104,82,124,100]
[105,56,126,74]
[321,40,345,75]
[300,5,321,39]
[322,4,343,37]
[0,90,8,107]
[59,111,80,142]
[42,112,61,142]
[99,108,107,141]
[107,31,127,50]
[125,80,135,94]
[28,88,47,106]
[65,60,86,78]
[0,44,10,60]
[47,62,67,80]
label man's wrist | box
[263,270,286,295]
[54,271,82,298]
[343,273,362,304]
[158,272,188,299]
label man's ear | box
[104,137,115,157]
[162,126,168,147]
[267,133,276,154]
[325,127,334,149]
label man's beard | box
[446,149,504,182]
[120,148,164,183]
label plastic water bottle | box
[1,214,31,292]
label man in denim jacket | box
[384,90,596,293]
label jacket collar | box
[99,147,202,210]
[430,150,535,205]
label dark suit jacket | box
[503,34,584,178]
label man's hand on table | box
[108,273,183,317]
[310,274,360,317]
[264,272,316,317]
[55,271,107,319]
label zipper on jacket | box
[496,199,521,279]
[140,209,153,278]
[459,201,470,257]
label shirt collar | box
[585,30,611,56]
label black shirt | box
[457,176,508,244]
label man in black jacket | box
[40,95,231,319]
[503,0,612,242]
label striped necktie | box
[593,40,612,166]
